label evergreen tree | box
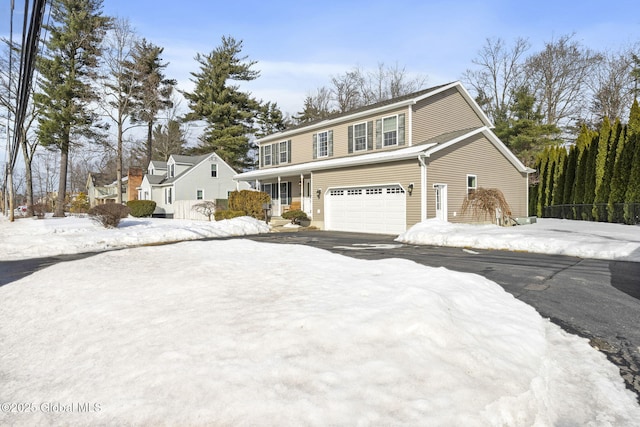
[582,135,599,219]
[34,0,111,216]
[127,39,176,168]
[594,119,621,220]
[551,146,567,206]
[624,131,640,223]
[535,148,549,217]
[544,148,557,210]
[562,145,578,206]
[151,119,187,161]
[504,86,562,167]
[593,117,611,201]
[183,36,261,171]
[608,125,629,222]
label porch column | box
[300,173,304,212]
[277,176,281,216]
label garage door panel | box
[326,185,406,234]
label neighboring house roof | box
[256,81,493,144]
[236,127,534,181]
[87,172,115,188]
[145,175,165,185]
[150,160,167,170]
[142,153,225,187]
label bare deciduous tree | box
[100,17,139,204]
[462,37,530,124]
[297,63,428,123]
[587,47,637,123]
[526,34,603,127]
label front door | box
[434,184,448,221]
[302,178,312,216]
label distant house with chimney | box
[86,168,144,207]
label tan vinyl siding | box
[426,134,528,223]
[412,87,486,144]
[313,159,422,227]
[260,107,410,168]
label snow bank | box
[397,218,640,261]
[0,215,269,261]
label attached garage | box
[325,184,406,234]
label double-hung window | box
[165,187,172,204]
[467,175,477,195]
[279,141,288,164]
[383,116,398,147]
[354,123,367,151]
[317,131,328,157]
[196,189,204,200]
[263,145,272,166]
[211,163,218,178]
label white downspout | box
[418,154,427,221]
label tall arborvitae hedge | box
[530,99,640,223]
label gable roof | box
[87,172,115,187]
[235,126,533,182]
[257,81,493,144]
[142,152,237,187]
[150,160,167,170]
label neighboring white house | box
[138,153,249,218]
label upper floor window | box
[312,130,333,159]
[376,113,405,149]
[467,175,477,194]
[317,131,328,157]
[211,163,218,178]
[279,141,289,164]
[169,163,175,177]
[354,123,367,151]
[383,116,398,146]
[263,145,272,166]
[196,189,204,200]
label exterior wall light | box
[408,183,414,196]
[316,188,322,198]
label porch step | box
[269,217,291,227]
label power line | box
[10,0,48,170]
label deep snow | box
[1,215,639,425]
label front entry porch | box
[259,175,313,218]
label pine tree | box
[183,36,261,171]
[34,0,112,216]
[127,39,176,168]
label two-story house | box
[235,81,534,234]
[139,152,249,218]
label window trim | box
[317,130,329,158]
[353,122,367,152]
[263,145,272,166]
[210,163,218,178]
[382,115,398,147]
[196,188,204,200]
[467,174,477,194]
[279,140,288,164]
[165,187,172,204]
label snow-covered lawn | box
[1,215,640,425]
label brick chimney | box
[127,167,144,201]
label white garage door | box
[326,185,406,234]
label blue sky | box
[2,0,640,116]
